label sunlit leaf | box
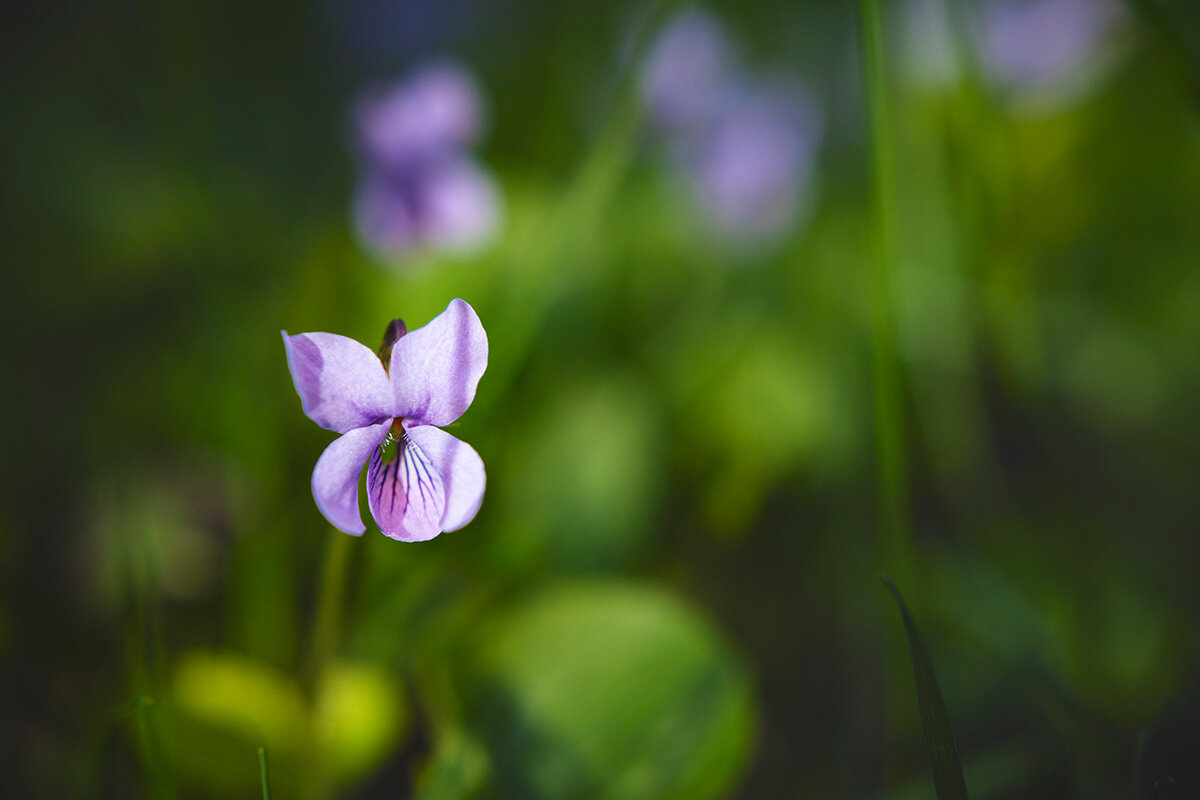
[171,652,406,796]
[316,660,407,785]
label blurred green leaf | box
[502,373,664,568]
[316,660,407,785]
[414,727,490,800]
[171,652,307,796]
[670,322,845,533]
[883,577,970,800]
[171,653,406,796]
[467,581,755,800]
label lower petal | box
[405,425,485,532]
[312,421,391,535]
[367,430,447,542]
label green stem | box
[258,746,272,800]
[123,505,175,800]
[858,0,914,592]
[858,0,921,779]
[307,530,354,696]
[302,530,355,799]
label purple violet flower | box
[978,0,1123,93]
[354,62,482,166]
[283,299,487,541]
[640,7,734,134]
[901,0,1124,109]
[351,62,500,257]
[639,8,823,246]
[680,80,823,241]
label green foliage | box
[466,581,756,800]
[502,373,665,567]
[170,653,405,796]
[414,728,490,800]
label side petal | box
[406,425,485,532]
[283,332,396,433]
[312,421,391,535]
[389,298,487,427]
[367,431,447,542]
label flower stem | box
[858,0,914,599]
[302,529,355,798]
[858,0,920,775]
[307,529,354,696]
[123,502,175,800]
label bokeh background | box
[4,0,1200,797]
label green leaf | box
[414,727,490,800]
[503,374,664,568]
[467,581,756,800]
[883,576,970,800]
[171,652,307,797]
[170,652,405,796]
[315,660,407,785]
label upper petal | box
[283,332,396,433]
[367,431,446,542]
[405,424,485,532]
[311,420,391,535]
[389,299,488,427]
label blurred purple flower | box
[901,0,1124,106]
[640,7,734,133]
[352,62,500,257]
[640,8,823,246]
[978,0,1122,92]
[283,299,488,541]
[682,81,823,240]
[354,63,482,165]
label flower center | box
[380,418,408,463]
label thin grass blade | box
[258,746,271,800]
[883,576,969,800]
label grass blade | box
[882,576,969,800]
[258,746,271,800]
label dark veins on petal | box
[369,430,444,531]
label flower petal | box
[405,424,485,532]
[367,431,446,542]
[389,298,487,427]
[312,420,391,535]
[283,332,396,433]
